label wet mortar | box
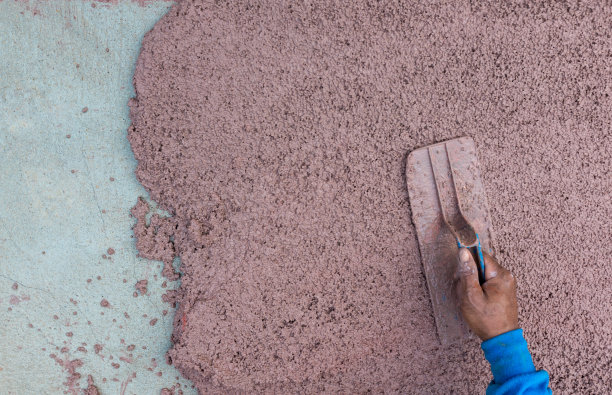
[128,1,612,393]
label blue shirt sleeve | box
[481,329,552,395]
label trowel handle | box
[458,234,486,284]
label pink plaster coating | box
[128,1,612,393]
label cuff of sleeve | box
[481,328,536,384]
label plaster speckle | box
[135,279,148,295]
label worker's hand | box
[455,248,519,341]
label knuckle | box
[465,289,481,305]
[501,270,515,283]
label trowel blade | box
[405,137,495,345]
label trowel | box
[405,137,495,345]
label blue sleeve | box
[481,329,552,395]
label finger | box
[482,251,506,281]
[455,248,483,297]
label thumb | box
[455,248,483,297]
[482,252,506,281]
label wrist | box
[481,323,519,341]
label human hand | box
[455,248,519,341]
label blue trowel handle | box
[458,234,486,284]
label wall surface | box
[0,1,195,393]
[2,1,612,394]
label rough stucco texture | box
[127,1,612,393]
